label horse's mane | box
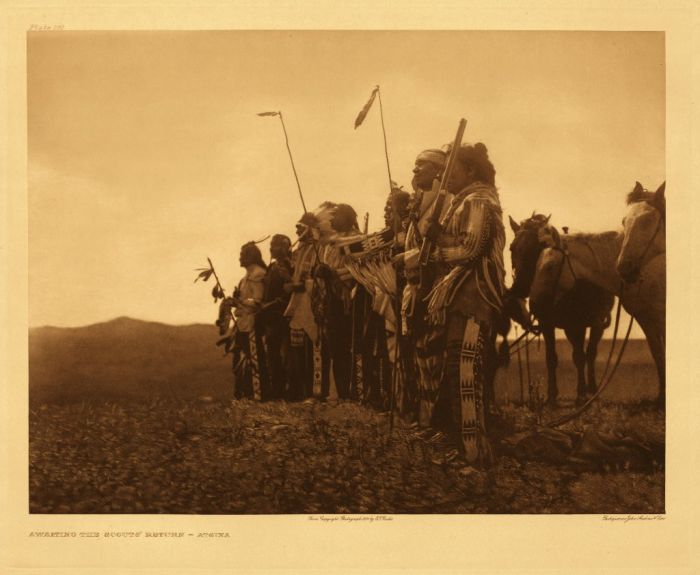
[626,188,657,205]
[519,213,550,231]
[567,230,620,243]
[626,183,666,220]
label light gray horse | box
[617,181,665,283]
[528,184,666,407]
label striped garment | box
[424,182,506,326]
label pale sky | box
[28,31,664,332]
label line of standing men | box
[218,142,507,466]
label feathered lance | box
[194,257,238,354]
[258,111,321,265]
[258,110,325,395]
[257,111,308,214]
[354,86,402,436]
[194,257,226,302]
[355,86,393,199]
[194,236,268,305]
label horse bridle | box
[624,202,665,281]
[546,236,578,306]
[542,206,665,427]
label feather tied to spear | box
[354,86,379,129]
[194,258,226,302]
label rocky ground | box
[29,398,664,514]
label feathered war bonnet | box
[296,201,360,242]
[296,201,339,243]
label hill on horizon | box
[31,314,649,338]
[30,316,233,404]
[30,315,213,332]
[28,316,659,405]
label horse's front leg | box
[564,325,587,405]
[542,324,558,406]
[635,314,666,409]
[586,324,604,395]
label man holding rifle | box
[396,148,449,429]
[394,149,448,424]
[396,131,506,467]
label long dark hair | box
[240,242,268,270]
[456,142,496,185]
[271,234,292,260]
[331,203,359,233]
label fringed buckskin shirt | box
[234,264,267,333]
[404,182,506,327]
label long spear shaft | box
[259,110,321,261]
[376,86,393,192]
[276,111,308,214]
[376,87,402,438]
[515,325,524,405]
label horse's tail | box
[497,335,511,368]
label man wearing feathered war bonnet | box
[398,143,506,466]
[284,202,358,400]
[283,207,330,400]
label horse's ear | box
[509,215,520,233]
[634,181,644,194]
[655,181,666,202]
[545,214,551,223]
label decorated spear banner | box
[258,110,323,396]
[354,85,402,432]
[257,111,308,213]
[354,85,393,192]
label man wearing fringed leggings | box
[399,148,448,428]
[399,144,506,466]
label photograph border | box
[2,1,698,573]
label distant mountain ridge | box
[30,315,212,332]
[29,316,657,404]
[30,316,233,403]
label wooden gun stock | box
[417,118,467,268]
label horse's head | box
[528,248,561,321]
[508,212,552,298]
[527,225,577,321]
[617,181,666,283]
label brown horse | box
[529,189,665,407]
[506,214,614,406]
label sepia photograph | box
[26,29,668,516]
